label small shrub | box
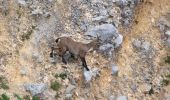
[31,25,36,30]
[21,25,36,41]
[165,55,170,64]
[0,83,9,90]
[165,74,170,78]
[0,93,10,100]
[55,73,67,80]
[0,76,9,90]
[32,96,39,100]
[14,94,22,100]
[162,74,170,86]
[50,81,61,91]
[162,79,169,86]
[23,95,30,100]
[21,30,33,41]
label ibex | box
[50,36,101,71]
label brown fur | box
[50,37,100,71]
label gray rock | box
[166,38,170,47]
[48,0,53,2]
[122,7,133,18]
[115,0,128,7]
[99,9,108,16]
[24,83,47,95]
[80,20,88,32]
[117,96,128,100]
[85,24,119,43]
[65,94,72,100]
[83,69,92,83]
[109,95,116,100]
[157,14,170,32]
[0,0,8,15]
[108,8,117,17]
[68,76,77,85]
[31,8,43,17]
[115,0,139,8]
[91,68,101,78]
[20,67,27,76]
[133,39,151,51]
[141,41,150,51]
[121,7,133,26]
[140,83,152,93]
[17,0,26,5]
[99,43,114,57]
[114,34,123,48]
[133,39,142,49]
[32,52,43,63]
[166,95,170,100]
[99,43,114,51]
[43,12,51,18]
[49,57,57,64]
[131,84,137,92]
[165,30,170,36]
[111,65,119,76]
[65,84,76,94]
[83,67,100,83]
[92,16,108,22]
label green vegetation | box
[21,30,33,41]
[14,94,22,100]
[55,73,67,80]
[0,93,10,100]
[23,95,39,100]
[165,55,170,64]
[162,74,170,86]
[23,95,30,100]
[0,76,9,90]
[32,96,39,100]
[2,9,9,16]
[50,81,61,91]
[21,25,36,41]
[162,79,169,86]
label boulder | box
[83,67,101,83]
[133,39,151,51]
[65,84,76,94]
[85,24,119,43]
[140,83,152,93]
[114,34,123,48]
[109,95,116,100]
[117,96,128,100]
[24,83,47,96]
[17,0,26,5]
[111,65,119,76]
[99,43,114,57]
[20,67,28,76]
[166,38,170,47]
[92,16,108,22]
[83,69,92,83]
[165,31,170,36]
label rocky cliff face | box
[0,0,170,100]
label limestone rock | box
[111,65,119,76]
[85,24,119,43]
[24,83,48,96]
